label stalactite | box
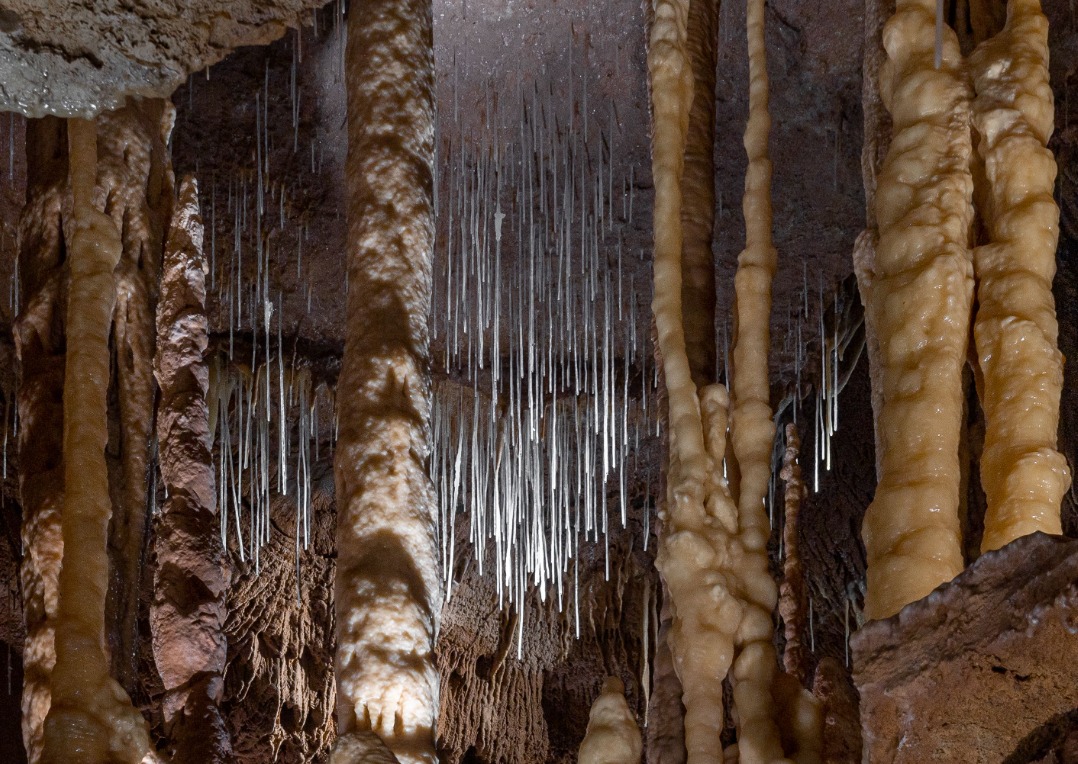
[14,116,68,764]
[41,118,149,763]
[151,175,231,762]
[857,0,973,620]
[778,424,807,685]
[968,0,1070,554]
[97,101,175,694]
[334,0,441,760]
[577,677,643,764]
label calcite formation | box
[578,677,643,764]
[334,0,441,760]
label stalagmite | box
[578,677,643,764]
[15,117,68,764]
[151,176,231,761]
[334,0,442,761]
[41,119,150,762]
[648,0,741,759]
[726,0,792,759]
[969,0,1070,553]
[857,0,973,620]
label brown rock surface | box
[0,1,330,118]
[151,175,231,761]
[852,532,1078,764]
[811,657,861,764]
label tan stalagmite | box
[333,0,442,761]
[726,0,792,760]
[41,119,150,762]
[969,0,1070,553]
[578,677,644,764]
[859,0,973,620]
[648,0,745,760]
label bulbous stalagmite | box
[41,118,150,763]
[969,0,1070,554]
[151,175,231,762]
[650,0,720,757]
[578,677,643,764]
[15,116,68,764]
[334,0,442,761]
[858,0,974,620]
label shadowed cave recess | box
[0,0,1075,762]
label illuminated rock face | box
[853,533,1078,764]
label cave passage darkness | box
[0,0,1075,763]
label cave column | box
[969,0,1070,554]
[648,0,721,759]
[41,117,151,763]
[857,0,974,620]
[334,0,442,761]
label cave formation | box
[0,0,1076,763]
